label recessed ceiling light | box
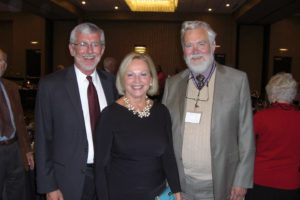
[279,48,288,52]
[216,45,221,48]
[226,3,230,7]
[208,8,213,12]
[31,41,38,45]
[114,6,119,10]
[81,1,86,5]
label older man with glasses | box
[35,22,118,200]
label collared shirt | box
[190,61,216,89]
[0,80,16,141]
[74,66,108,164]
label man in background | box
[162,20,255,200]
[103,56,118,75]
[0,48,34,200]
[35,22,118,200]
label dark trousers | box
[245,184,300,200]
[0,142,26,200]
[81,167,96,200]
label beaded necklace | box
[123,96,151,118]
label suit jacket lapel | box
[96,69,114,105]
[64,66,86,128]
[211,64,226,148]
[178,70,189,138]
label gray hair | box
[266,72,297,103]
[0,48,7,62]
[69,22,105,46]
[116,52,159,96]
[180,20,216,49]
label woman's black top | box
[94,102,181,200]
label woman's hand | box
[174,192,183,200]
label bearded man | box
[162,21,255,200]
[35,22,118,200]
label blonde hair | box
[116,52,158,96]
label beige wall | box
[269,16,300,82]
[52,20,77,70]
[0,13,45,78]
[239,25,264,93]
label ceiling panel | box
[0,0,299,23]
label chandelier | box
[125,0,178,12]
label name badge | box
[185,112,201,123]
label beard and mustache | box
[184,52,214,74]
[74,52,101,71]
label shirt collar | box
[74,65,98,83]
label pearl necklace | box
[123,96,151,118]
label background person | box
[94,52,182,200]
[103,57,118,75]
[0,48,34,200]
[245,72,300,200]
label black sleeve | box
[161,107,181,193]
[94,108,114,200]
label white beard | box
[74,53,100,72]
[184,53,214,74]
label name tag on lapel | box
[185,112,201,123]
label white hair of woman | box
[266,72,297,103]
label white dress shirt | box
[74,65,108,164]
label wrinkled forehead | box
[184,27,210,43]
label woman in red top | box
[246,72,300,200]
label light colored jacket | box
[162,63,255,200]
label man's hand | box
[230,186,247,200]
[46,190,64,200]
[26,152,34,170]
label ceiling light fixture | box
[31,41,39,45]
[125,0,178,12]
[81,1,86,5]
[216,45,221,48]
[226,3,230,7]
[208,8,213,12]
[279,48,288,52]
[114,6,119,10]
[134,45,147,54]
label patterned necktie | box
[196,74,205,90]
[0,85,13,138]
[86,76,100,134]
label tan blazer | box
[162,63,255,200]
[1,78,32,170]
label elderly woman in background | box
[94,52,182,200]
[245,72,300,200]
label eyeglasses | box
[72,41,102,49]
[185,86,209,108]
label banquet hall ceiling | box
[0,0,299,24]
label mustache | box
[82,53,97,58]
[187,54,205,60]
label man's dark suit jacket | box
[1,78,32,170]
[35,66,118,199]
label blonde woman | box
[94,52,182,200]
